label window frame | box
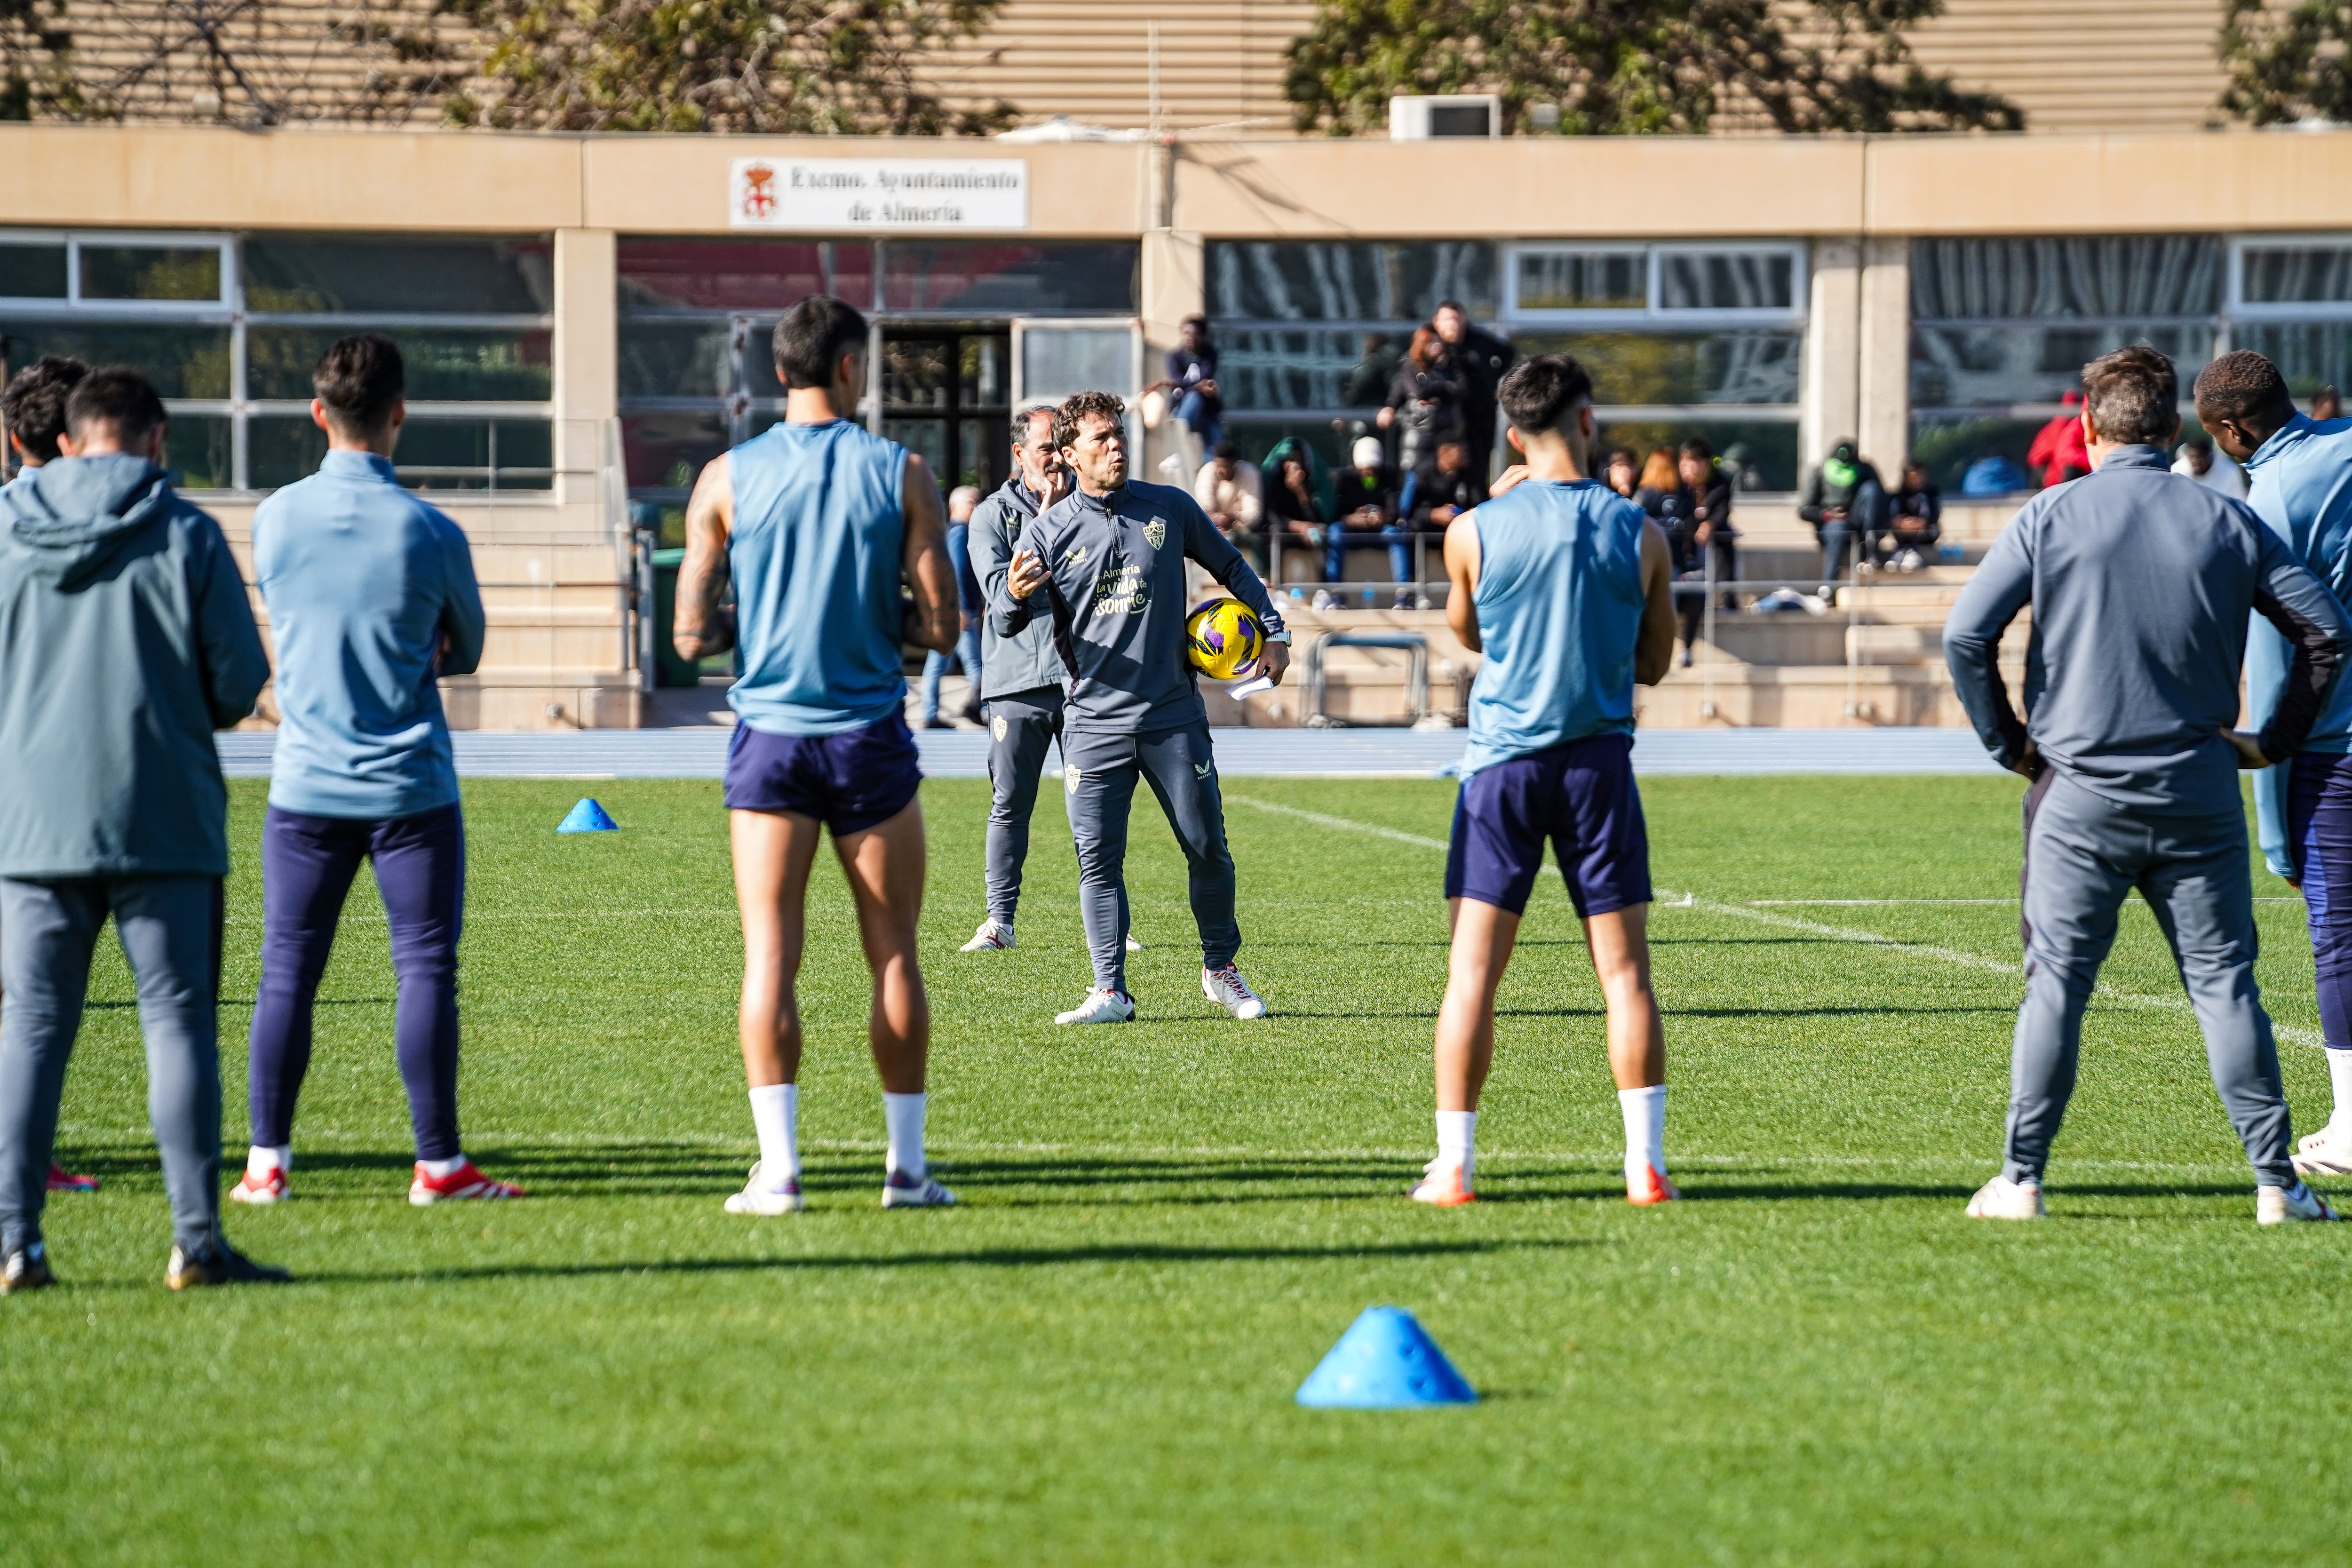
[0,228,555,496]
[1502,240,1809,327]
[2228,233,2352,324]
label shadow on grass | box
[302,1234,1590,1287]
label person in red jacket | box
[2027,390,2091,488]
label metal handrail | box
[1303,630,1430,729]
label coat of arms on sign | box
[739,162,778,221]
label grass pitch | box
[6,772,2349,1566]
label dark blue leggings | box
[247,804,466,1159]
[2290,751,2352,1053]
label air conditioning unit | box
[1389,95,1502,140]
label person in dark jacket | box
[1432,300,1515,499]
[1879,459,1942,571]
[1327,435,1413,607]
[1404,437,1481,534]
[1633,445,1720,667]
[1681,437,1737,609]
[1262,441,1329,590]
[1379,326,1465,475]
[0,367,286,1291]
[1797,438,1887,597]
[1162,316,1222,452]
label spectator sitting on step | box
[1798,438,1887,597]
[1261,439,1329,594]
[1327,435,1414,609]
[1160,315,1222,452]
[2026,389,2091,488]
[1192,440,1263,558]
[1879,460,1942,572]
[1405,436,1481,535]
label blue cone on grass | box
[557,798,619,833]
[1295,1305,1477,1408]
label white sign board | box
[730,158,1028,231]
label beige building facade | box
[1,122,2349,728]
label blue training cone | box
[556,797,619,834]
[1295,1305,1477,1408]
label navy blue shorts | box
[1445,732,1652,917]
[723,712,923,835]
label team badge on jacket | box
[993,715,1008,742]
[1143,518,1166,549]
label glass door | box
[880,327,1011,497]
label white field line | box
[1224,795,2325,1048]
[44,1122,2253,1175]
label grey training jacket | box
[0,454,269,878]
[967,472,1065,700]
[1943,444,2351,817]
[998,478,1286,735]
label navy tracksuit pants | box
[2289,751,2352,1056]
[247,804,466,1160]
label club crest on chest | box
[1143,518,1166,550]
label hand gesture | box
[1006,546,1050,600]
[2224,729,2271,770]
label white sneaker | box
[2293,1123,2352,1176]
[1964,1174,2044,1219]
[882,1170,958,1208]
[1202,962,1268,1019]
[1124,931,1144,951]
[2258,1181,2340,1225]
[962,918,1016,952]
[723,1161,804,1216]
[1056,988,1136,1025]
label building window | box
[2229,236,2352,413]
[1909,235,2224,496]
[617,237,1137,538]
[1205,239,1805,490]
[0,231,553,493]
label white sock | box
[884,1091,927,1181]
[748,1082,799,1184]
[246,1144,290,1178]
[1436,1110,1477,1184]
[418,1154,466,1178]
[2328,1049,2352,1133]
[1618,1084,1667,1183]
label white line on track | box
[1225,795,2325,1048]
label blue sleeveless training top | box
[1461,478,1648,775]
[726,419,909,736]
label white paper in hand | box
[1214,664,1274,701]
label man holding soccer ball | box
[1001,391,1289,1024]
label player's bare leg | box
[834,800,954,1207]
[1414,897,1519,1205]
[1586,903,1674,1203]
[725,806,822,1213]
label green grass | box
[5,773,2349,1566]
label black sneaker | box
[1,1243,54,1294]
[166,1240,291,1290]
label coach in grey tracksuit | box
[0,447,269,1268]
[969,454,1071,930]
[1945,354,2352,1195]
[1002,478,1287,996]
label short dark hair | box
[1435,298,1467,316]
[1181,314,1208,332]
[1,355,88,463]
[2080,345,2179,446]
[1497,354,1593,437]
[1678,435,1714,463]
[313,333,405,432]
[2192,350,2297,431]
[1211,440,1239,461]
[1053,390,1125,454]
[772,294,869,390]
[65,366,167,446]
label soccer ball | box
[1185,598,1265,680]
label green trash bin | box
[649,547,706,689]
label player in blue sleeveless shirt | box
[672,295,963,1216]
[1411,356,1679,1210]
